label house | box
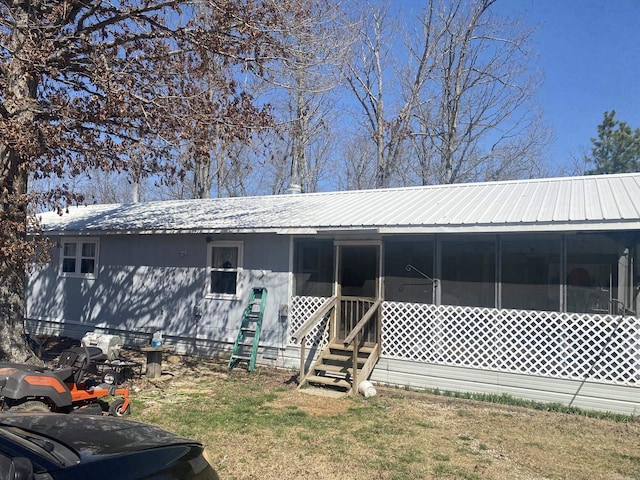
[27,173,640,414]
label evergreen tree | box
[585,111,640,175]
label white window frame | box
[206,241,243,299]
[59,237,99,279]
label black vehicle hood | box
[0,413,197,457]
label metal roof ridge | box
[54,172,640,210]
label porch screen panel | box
[566,234,620,314]
[294,239,334,297]
[384,238,434,304]
[440,238,495,308]
[501,236,560,311]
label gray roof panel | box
[39,173,640,235]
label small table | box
[139,345,173,379]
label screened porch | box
[289,232,640,389]
[293,232,639,317]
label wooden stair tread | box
[329,342,375,354]
[322,353,367,363]
[305,375,351,389]
[315,363,353,374]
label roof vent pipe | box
[287,184,302,194]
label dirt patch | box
[267,388,353,416]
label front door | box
[337,244,380,342]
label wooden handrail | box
[343,298,381,347]
[291,295,338,344]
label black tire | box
[9,400,50,413]
[109,398,130,416]
[102,369,118,385]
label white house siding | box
[26,233,292,359]
[369,359,640,415]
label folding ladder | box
[228,288,267,372]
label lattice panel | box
[288,296,330,348]
[382,302,640,386]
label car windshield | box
[0,423,79,467]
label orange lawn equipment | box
[0,345,130,415]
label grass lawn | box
[126,357,640,480]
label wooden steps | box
[300,341,378,394]
[315,363,352,374]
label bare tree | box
[342,135,377,190]
[343,1,440,189]
[165,44,273,199]
[342,2,393,188]
[154,0,349,200]
[261,0,350,193]
[343,0,548,189]
[409,0,549,184]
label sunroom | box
[293,232,637,314]
[287,175,640,412]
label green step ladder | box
[228,287,267,372]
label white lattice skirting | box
[289,297,640,387]
[289,296,331,349]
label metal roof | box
[39,173,640,235]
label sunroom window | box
[501,236,561,311]
[60,239,99,278]
[384,238,434,304]
[440,238,496,308]
[565,234,620,314]
[293,239,334,297]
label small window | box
[60,238,99,278]
[208,242,243,298]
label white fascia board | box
[378,221,640,235]
[316,228,380,235]
[275,228,318,235]
[43,227,316,236]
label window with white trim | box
[207,242,243,297]
[60,238,99,278]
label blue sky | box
[495,0,640,172]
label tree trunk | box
[290,79,307,193]
[0,13,39,362]
[194,152,212,199]
[0,269,34,364]
[0,145,37,363]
